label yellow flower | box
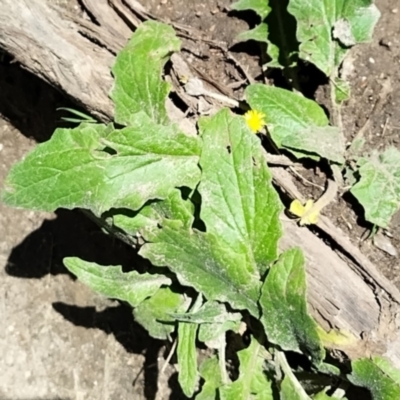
[244,110,266,133]
[289,199,319,225]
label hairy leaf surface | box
[3,115,200,214]
[111,20,181,125]
[351,148,400,227]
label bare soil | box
[1,0,399,399]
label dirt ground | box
[1,0,400,399]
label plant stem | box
[275,350,309,397]
[218,335,229,385]
[329,70,343,131]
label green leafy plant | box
[3,16,400,400]
[233,0,400,230]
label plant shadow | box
[0,59,185,400]
[0,52,79,141]
[5,208,140,278]
[52,302,183,400]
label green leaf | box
[317,362,342,377]
[198,317,241,349]
[350,148,400,227]
[112,204,161,238]
[371,357,400,385]
[263,0,299,69]
[276,350,312,400]
[236,23,269,44]
[198,108,282,276]
[260,248,324,364]
[288,0,380,75]
[283,126,345,164]
[334,77,351,104]
[312,392,331,400]
[349,357,400,400]
[169,301,242,348]
[63,258,171,307]
[2,114,201,215]
[177,295,202,398]
[313,390,344,400]
[347,137,365,158]
[133,287,189,340]
[171,300,241,324]
[112,189,195,238]
[219,338,274,400]
[140,220,261,318]
[231,0,269,47]
[111,21,180,125]
[140,109,285,317]
[231,0,270,19]
[196,357,223,400]
[232,0,299,69]
[281,375,311,400]
[246,85,344,162]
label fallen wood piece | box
[1,0,400,366]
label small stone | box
[368,57,375,64]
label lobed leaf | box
[111,188,195,238]
[260,248,324,364]
[63,258,170,307]
[246,85,344,162]
[350,148,400,227]
[196,357,223,400]
[140,109,285,317]
[349,357,400,400]
[198,108,282,276]
[219,338,274,400]
[231,0,270,19]
[231,0,269,48]
[111,20,181,125]
[288,0,380,76]
[184,301,242,348]
[232,0,298,69]
[2,114,201,215]
[198,318,241,349]
[140,220,261,318]
[281,375,311,400]
[171,300,241,325]
[236,23,269,44]
[133,287,189,340]
[177,295,202,398]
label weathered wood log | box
[1,0,400,366]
